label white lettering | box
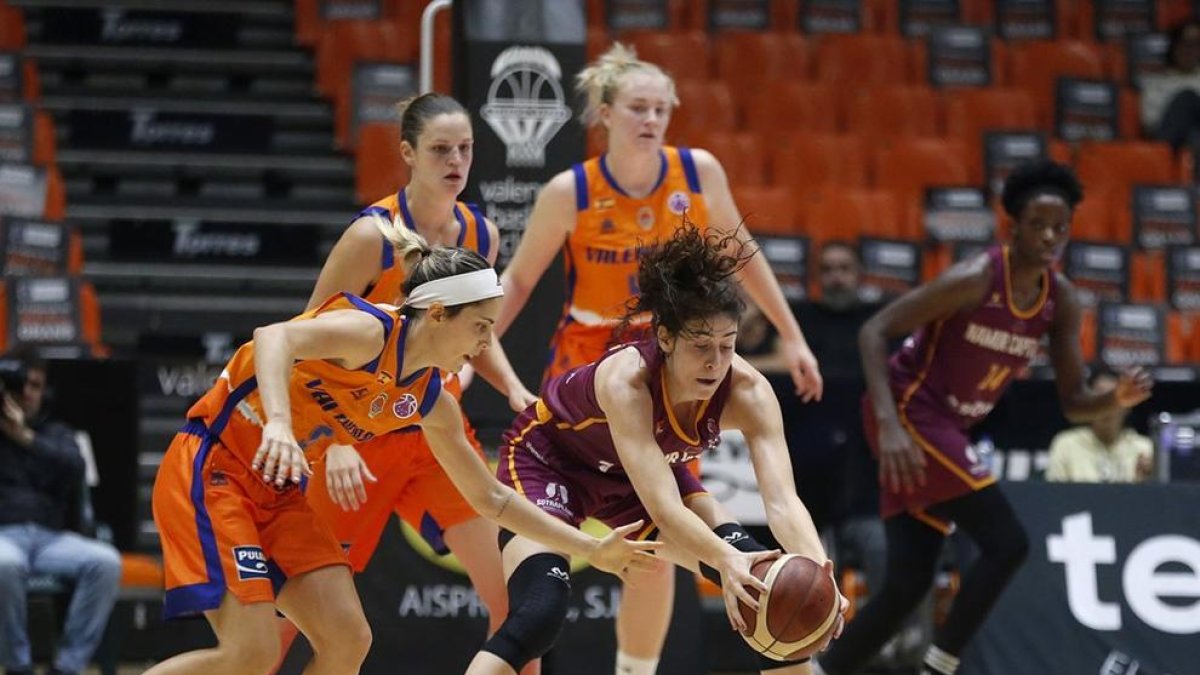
[1122,536,1200,634]
[172,221,260,257]
[1047,512,1120,630]
[101,9,183,43]
[397,584,488,619]
[130,109,215,146]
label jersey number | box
[976,364,1011,392]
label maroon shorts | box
[497,434,707,541]
[862,395,996,533]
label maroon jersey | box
[503,338,732,476]
[891,246,1056,428]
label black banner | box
[0,164,48,219]
[965,482,1199,675]
[0,103,32,164]
[953,241,991,262]
[37,8,241,48]
[984,131,1048,197]
[1064,242,1130,307]
[1097,302,1165,367]
[319,0,383,20]
[1094,0,1156,42]
[1127,33,1170,88]
[858,238,922,302]
[4,276,84,346]
[757,235,809,302]
[66,109,274,153]
[108,219,321,265]
[996,0,1056,40]
[0,53,23,104]
[1055,78,1120,142]
[923,188,996,242]
[708,0,770,31]
[351,62,417,147]
[1132,186,1197,250]
[605,0,669,31]
[1167,245,1200,310]
[800,0,862,34]
[927,25,992,88]
[0,219,72,275]
[899,0,960,38]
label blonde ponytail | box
[576,42,678,127]
[371,211,431,278]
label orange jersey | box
[563,146,709,325]
[358,189,493,306]
[186,293,443,468]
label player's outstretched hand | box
[252,419,312,488]
[325,444,377,511]
[781,336,824,403]
[1114,366,1153,408]
[817,559,849,652]
[587,520,663,584]
[718,548,781,633]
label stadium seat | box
[844,85,942,140]
[1119,87,1142,139]
[0,277,104,355]
[1075,141,1178,199]
[732,185,798,237]
[945,88,1041,142]
[770,132,869,196]
[692,131,767,187]
[1131,250,1167,303]
[355,122,409,205]
[816,35,917,85]
[714,32,810,102]
[803,187,903,243]
[622,31,711,81]
[44,167,64,221]
[1006,40,1106,126]
[669,80,737,139]
[743,82,843,135]
[0,3,25,50]
[32,110,55,168]
[315,20,417,100]
[590,0,688,32]
[1071,187,1122,243]
[1079,308,1097,362]
[873,138,975,239]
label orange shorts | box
[543,321,621,386]
[307,422,485,572]
[152,421,348,619]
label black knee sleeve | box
[699,522,767,585]
[481,552,572,671]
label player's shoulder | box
[729,356,772,399]
[593,345,652,396]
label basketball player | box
[495,43,823,674]
[148,228,657,675]
[467,224,846,675]
[276,92,539,672]
[814,161,1154,675]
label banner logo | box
[480,46,571,168]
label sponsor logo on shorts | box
[369,392,388,418]
[536,482,574,518]
[547,566,570,583]
[232,545,270,581]
[393,393,419,419]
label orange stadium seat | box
[1075,141,1178,199]
[355,122,409,205]
[589,0,688,32]
[32,110,55,168]
[691,131,767,187]
[668,80,737,140]
[1159,0,1194,30]
[744,82,843,135]
[770,132,869,196]
[43,167,64,221]
[945,88,1041,142]
[1079,308,1097,362]
[622,31,711,81]
[1070,187,1122,243]
[0,277,104,355]
[1131,250,1167,303]
[733,186,798,237]
[803,187,903,243]
[315,20,417,99]
[1119,87,1142,139]
[1006,40,1106,126]
[714,32,810,101]
[816,35,917,85]
[0,4,25,50]
[845,85,942,140]
[873,138,975,240]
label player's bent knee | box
[223,636,280,673]
[482,553,572,671]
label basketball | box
[738,554,840,661]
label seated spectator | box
[1141,19,1200,150]
[0,346,121,675]
[1046,365,1154,483]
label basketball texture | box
[738,554,840,661]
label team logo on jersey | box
[596,197,615,210]
[479,46,571,168]
[600,218,615,233]
[350,387,370,401]
[368,392,388,418]
[636,206,655,230]
[392,392,419,419]
[232,546,270,581]
[667,190,690,215]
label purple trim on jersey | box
[452,204,468,247]
[572,163,588,211]
[343,294,395,374]
[599,151,668,198]
[466,202,490,259]
[678,147,702,194]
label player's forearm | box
[736,253,805,343]
[488,487,598,559]
[1059,387,1121,423]
[653,499,737,569]
[858,319,899,424]
[496,271,535,338]
[765,495,827,563]
[252,324,296,425]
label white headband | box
[404,268,504,309]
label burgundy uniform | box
[865,246,1056,530]
[498,338,731,539]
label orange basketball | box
[738,554,840,661]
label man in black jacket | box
[0,347,120,675]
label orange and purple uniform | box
[152,294,442,617]
[304,189,493,571]
[546,147,709,385]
